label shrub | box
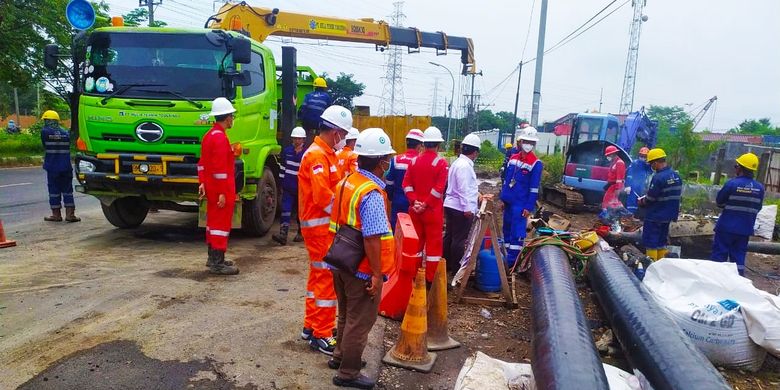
[0,132,44,157]
[475,140,506,171]
[540,153,565,188]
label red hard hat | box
[604,145,619,156]
[639,147,650,155]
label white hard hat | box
[517,126,539,142]
[320,105,353,131]
[291,126,306,138]
[209,97,236,116]
[346,127,359,140]
[406,128,424,142]
[423,126,444,143]
[462,133,481,148]
[354,128,396,156]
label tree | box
[123,8,167,27]
[728,118,779,136]
[495,111,525,132]
[646,105,691,129]
[656,120,719,175]
[322,73,365,110]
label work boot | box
[206,245,234,267]
[332,374,375,389]
[65,207,81,223]
[209,250,239,275]
[272,224,289,246]
[293,226,303,242]
[44,208,63,222]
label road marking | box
[0,182,33,188]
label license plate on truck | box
[132,163,164,175]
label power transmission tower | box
[431,78,439,117]
[619,0,648,114]
[139,0,162,26]
[380,1,406,116]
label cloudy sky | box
[103,0,779,131]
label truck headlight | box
[78,160,96,173]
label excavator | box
[48,2,476,234]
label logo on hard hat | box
[379,137,386,144]
[135,122,164,143]
[341,111,347,118]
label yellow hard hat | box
[313,77,328,88]
[41,110,60,121]
[646,148,667,163]
[504,143,513,149]
[736,152,759,171]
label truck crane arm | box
[691,96,718,130]
[207,2,476,75]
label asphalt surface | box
[0,167,99,227]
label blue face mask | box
[382,159,391,177]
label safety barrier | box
[588,248,731,390]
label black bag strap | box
[333,173,352,230]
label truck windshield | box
[83,32,232,101]
[575,117,604,144]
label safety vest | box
[298,136,342,233]
[715,175,765,236]
[336,145,358,177]
[329,173,396,279]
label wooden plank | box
[454,216,488,303]
[488,213,514,308]
[461,296,507,306]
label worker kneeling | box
[711,153,764,276]
[637,148,682,261]
[327,128,396,389]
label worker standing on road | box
[385,128,424,230]
[298,105,352,355]
[336,127,359,177]
[328,127,396,390]
[272,126,307,246]
[638,148,683,261]
[299,77,332,134]
[402,126,449,282]
[443,133,481,275]
[625,147,653,216]
[602,145,626,209]
[40,110,80,223]
[500,127,543,266]
[198,98,239,275]
[711,153,765,276]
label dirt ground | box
[378,198,780,390]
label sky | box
[102,0,780,132]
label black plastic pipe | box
[531,245,609,390]
[588,248,731,390]
[607,229,780,256]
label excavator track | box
[543,184,585,213]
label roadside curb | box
[0,156,43,168]
[364,317,387,382]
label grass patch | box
[540,153,565,188]
[0,132,44,157]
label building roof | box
[700,133,763,144]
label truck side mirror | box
[231,70,252,86]
[44,44,59,70]
[230,38,251,64]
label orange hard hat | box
[605,145,619,156]
[639,147,650,155]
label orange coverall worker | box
[402,149,449,282]
[298,135,343,339]
[198,123,235,251]
[602,157,627,209]
[336,145,358,177]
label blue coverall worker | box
[40,110,80,223]
[711,153,765,276]
[500,127,543,267]
[638,148,682,261]
[384,128,424,230]
[299,77,332,134]
[272,127,307,245]
[624,147,653,215]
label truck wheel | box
[242,167,277,236]
[101,196,149,229]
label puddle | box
[17,340,257,389]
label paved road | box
[0,167,99,227]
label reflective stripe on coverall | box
[711,175,764,275]
[279,145,304,227]
[385,149,418,230]
[198,123,236,251]
[41,124,74,208]
[641,166,682,252]
[499,151,542,266]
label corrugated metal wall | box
[353,115,431,153]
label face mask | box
[606,155,614,162]
[522,144,534,153]
[639,157,647,162]
[382,159,391,177]
[334,133,346,150]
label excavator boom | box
[207,2,476,75]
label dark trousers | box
[332,269,381,380]
[46,170,74,209]
[443,206,474,274]
[711,230,749,276]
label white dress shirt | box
[444,154,479,213]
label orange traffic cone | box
[382,268,437,372]
[0,219,16,248]
[427,260,460,351]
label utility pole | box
[505,62,523,146]
[13,87,20,126]
[431,78,439,117]
[530,0,548,127]
[139,0,162,27]
[465,71,482,134]
[599,88,603,112]
[37,83,41,116]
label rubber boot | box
[207,245,234,267]
[293,225,303,242]
[272,224,289,246]
[44,208,63,222]
[65,207,81,223]
[209,250,239,275]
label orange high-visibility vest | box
[329,172,396,278]
[336,146,358,177]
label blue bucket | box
[476,248,501,292]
